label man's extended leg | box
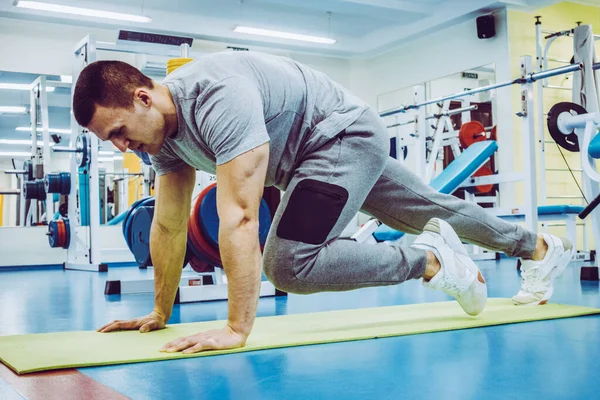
[360,138,573,306]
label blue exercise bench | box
[374,140,498,242]
[373,140,585,248]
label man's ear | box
[134,88,152,107]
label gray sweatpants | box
[262,108,537,294]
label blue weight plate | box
[198,187,220,249]
[198,186,272,249]
[258,200,272,245]
[130,206,154,267]
[60,172,71,195]
[47,220,58,248]
[63,217,71,249]
[123,197,155,251]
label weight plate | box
[547,102,586,153]
[60,172,71,195]
[123,197,155,251]
[75,133,89,167]
[459,121,487,148]
[189,184,222,265]
[63,217,71,249]
[56,219,66,248]
[22,160,34,181]
[472,166,495,194]
[198,185,272,249]
[188,256,215,274]
[47,220,58,248]
[129,206,154,267]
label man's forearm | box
[219,222,263,338]
[151,224,187,322]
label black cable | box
[555,143,589,204]
[11,158,16,169]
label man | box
[73,51,573,355]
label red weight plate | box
[459,121,486,148]
[472,166,494,194]
[57,220,66,248]
[188,255,215,274]
[189,184,222,266]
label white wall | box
[348,8,515,206]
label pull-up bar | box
[380,62,591,118]
[386,105,478,129]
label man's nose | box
[111,137,128,153]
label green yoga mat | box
[1,298,599,374]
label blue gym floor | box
[1,258,599,399]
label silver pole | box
[379,62,585,118]
[535,17,547,206]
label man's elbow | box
[220,209,260,233]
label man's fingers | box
[97,320,121,332]
[98,319,141,333]
[182,342,207,354]
[139,320,160,333]
[162,339,195,353]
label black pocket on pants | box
[277,179,349,245]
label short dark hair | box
[72,60,154,127]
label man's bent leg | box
[263,109,427,294]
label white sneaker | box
[512,234,574,306]
[412,218,487,316]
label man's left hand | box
[160,325,247,354]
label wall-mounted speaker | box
[477,15,496,39]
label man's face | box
[87,90,165,155]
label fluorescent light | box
[60,75,72,83]
[14,1,151,23]
[0,83,55,92]
[99,151,115,155]
[0,106,27,113]
[0,139,55,146]
[98,156,124,162]
[0,151,31,157]
[233,26,336,44]
[16,127,71,134]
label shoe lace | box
[437,275,463,296]
[521,267,550,293]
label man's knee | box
[263,256,315,295]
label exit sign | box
[462,72,479,79]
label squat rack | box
[378,56,599,233]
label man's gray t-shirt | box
[150,51,367,189]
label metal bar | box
[101,172,144,177]
[530,62,583,81]
[547,168,583,172]
[521,56,538,231]
[3,169,26,175]
[547,57,572,64]
[536,18,547,206]
[0,190,20,195]
[385,105,477,129]
[52,146,78,153]
[379,63,585,117]
[543,28,573,39]
[546,85,572,90]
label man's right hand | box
[97,310,167,333]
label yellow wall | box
[123,153,143,207]
[0,195,3,226]
[508,1,600,247]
